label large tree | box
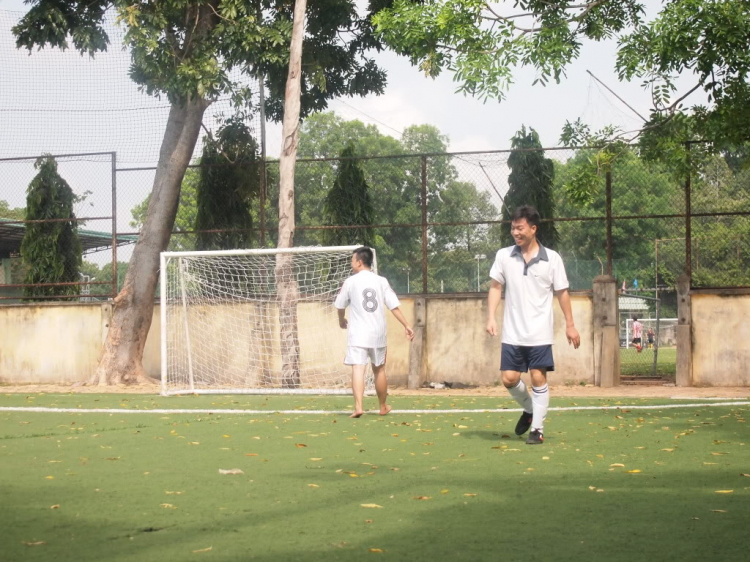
[21,156,82,299]
[322,142,375,246]
[195,118,259,251]
[503,126,559,249]
[14,1,391,385]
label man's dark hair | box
[511,205,541,229]
[353,246,373,268]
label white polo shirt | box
[334,270,400,348]
[489,244,569,346]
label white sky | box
[0,0,704,267]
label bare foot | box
[349,412,364,418]
[379,404,392,416]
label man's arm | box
[486,279,502,336]
[555,288,580,349]
[390,307,415,340]
[337,308,347,329]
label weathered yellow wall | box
[0,303,106,383]
[423,295,594,385]
[691,294,750,386]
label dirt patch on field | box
[1,382,748,399]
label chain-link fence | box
[0,152,134,302]
[2,143,749,302]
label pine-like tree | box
[20,156,82,298]
[322,143,374,246]
[195,118,260,251]
[502,127,559,249]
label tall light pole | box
[474,254,486,292]
[402,267,410,293]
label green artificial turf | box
[620,347,677,378]
[1,395,748,562]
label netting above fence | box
[0,10,262,166]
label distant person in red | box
[632,317,643,353]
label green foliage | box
[79,260,129,297]
[617,0,750,148]
[130,171,198,252]
[322,143,374,246]
[20,156,82,298]
[502,127,559,249]
[195,118,259,250]
[373,0,643,101]
[0,201,25,220]
[13,1,390,119]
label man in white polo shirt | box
[486,205,580,444]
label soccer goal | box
[160,246,376,396]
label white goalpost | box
[159,246,376,396]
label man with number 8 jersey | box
[335,247,415,417]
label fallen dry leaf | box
[365,519,373,524]
[310,458,323,461]
[218,469,244,475]
[49,505,60,509]
[715,490,734,494]
[412,496,431,501]
[160,503,177,509]
[440,489,449,494]
[711,510,728,513]
[222,435,231,438]
[23,541,46,547]
[589,486,596,490]
[711,452,727,456]
[105,457,121,461]
[661,448,674,452]
[192,547,212,553]
[308,484,319,488]
[627,470,642,474]
[463,493,477,497]
[245,453,258,457]
[741,474,750,477]
[368,548,384,553]
[610,463,625,468]
[295,443,307,448]
[189,442,200,445]
[361,504,383,509]
[45,476,54,480]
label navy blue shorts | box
[501,344,555,373]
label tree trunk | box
[276,0,307,388]
[91,97,209,385]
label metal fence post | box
[605,170,613,276]
[421,155,428,293]
[684,143,692,285]
[111,151,118,297]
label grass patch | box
[1,396,748,561]
[621,347,677,378]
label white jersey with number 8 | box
[334,270,400,348]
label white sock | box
[531,384,549,432]
[507,379,532,413]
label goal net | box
[160,246,376,395]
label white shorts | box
[344,346,387,367]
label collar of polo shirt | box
[510,244,548,275]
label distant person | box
[632,317,643,352]
[335,247,414,418]
[485,205,580,445]
[647,327,655,350]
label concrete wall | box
[0,296,590,386]
[691,293,750,386]
[0,302,108,383]
[423,295,594,386]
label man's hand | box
[339,318,348,329]
[486,318,498,337]
[566,325,580,349]
[404,326,415,341]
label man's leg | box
[503,370,533,435]
[372,363,391,415]
[350,364,366,418]
[529,369,549,435]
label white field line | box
[0,401,748,416]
